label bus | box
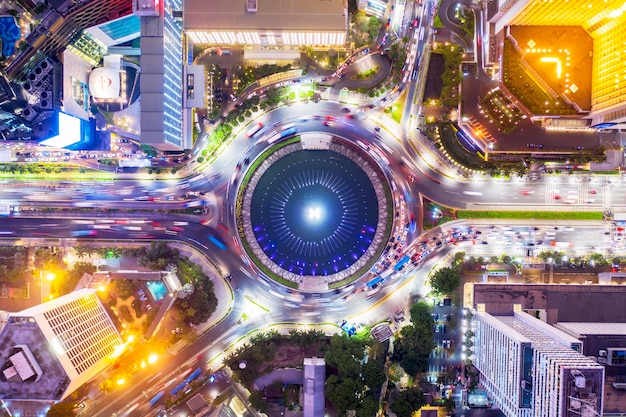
[72,230,97,237]
[268,126,298,145]
[185,368,202,384]
[366,275,385,289]
[170,381,187,396]
[393,255,410,271]
[148,390,165,407]
[207,235,227,250]
[280,126,297,138]
[246,122,264,138]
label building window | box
[187,73,194,99]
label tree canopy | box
[392,301,435,377]
[323,334,386,416]
[46,401,76,417]
[390,387,426,417]
[429,266,461,295]
[323,334,366,379]
[137,242,218,325]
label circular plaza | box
[236,134,392,290]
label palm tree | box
[74,246,88,258]
[86,246,97,258]
[99,379,112,394]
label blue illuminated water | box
[250,150,378,276]
[146,281,167,302]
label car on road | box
[394,310,405,322]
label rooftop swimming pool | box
[146,281,166,302]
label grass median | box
[456,210,603,220]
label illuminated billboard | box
[41,112,94,148]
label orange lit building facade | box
[488,0,626,128]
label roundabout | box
[236,133,393,290]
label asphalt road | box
[1,13,624,415]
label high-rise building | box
[472,305,605,417]
[0,289,122,401]
[135,0,185,150]
[303,357,325,417]
[486,0,626,128]
[184,0,347,50]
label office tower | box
[472,306,604,417]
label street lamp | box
[546,257,554,283]
[40,271,55,303]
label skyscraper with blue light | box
[135,0,186,150]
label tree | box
[116,279,134,299]
[140,144,158,158]
[248,390,269,413]
[399,349,428,377]
[99,379,112,394]
[323,334,365,379]
[46,401,76,417]
[362,360,386,390]
[56,262,96,295]
[325,374,363,413]
[390,387,426,417]
[177,283,194,299]
[74,245,88,258]
[184,307,196,318]
[356,395,380,417]
[393,302,435,376]
[430,266,460,295]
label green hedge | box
[457,211,603,220]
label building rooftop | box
[303,357,325,417]
[472,284,626,324]
[0,315,68,400]
[86,13,140,47]
[555,322,626,337]
[475,310,532,344]
[497,314,583,355]
[184,0,346,32]
[0,289,122,400]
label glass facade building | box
[138,0,185,150]
[163,0,184,149]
